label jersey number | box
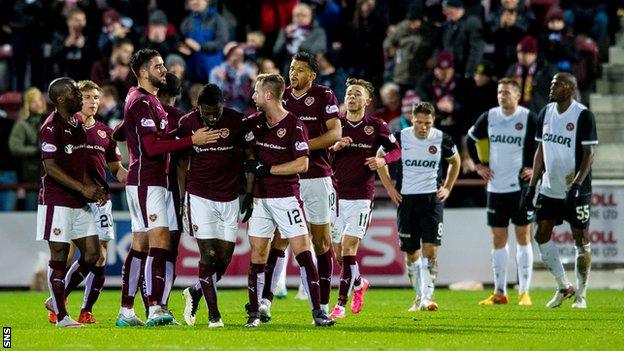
[437,223,444,240]
[329,192,336,209]
[287,209,303,225]
[575,205,590,223]
[99,214,112,228]
[358,213,369,227]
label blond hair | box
[77,80,101,92]
[256,73,285,100]
[19,87,46,120]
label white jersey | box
[468,106,537,193]
[398,127,458,195]
[536,101,598,199]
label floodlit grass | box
[1,288,623,350]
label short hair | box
[412,101,436,117]
[130,49,161,79]
[66,8,85,20]
[101,84,119,100]
[345,77,374,98]
[48,77,75,105]
[379,82,400,96]
[498,77,520,91]
[112,37,133,50]
[197,84,224,106]
[256,73,285,100]
[292,51,319,74]
[77,80,101,93]
[556,72,578,89]
[158,73,182,99]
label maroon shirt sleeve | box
[130,98,159,137]
[377,120,401,164]
[141,134,192,157]
[105,135,123,163]
[321,88,340,123]
[291,120,310,159]
[40,123,61,160]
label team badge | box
[192,224,199,232]
[305,97,315,106]
[566,123,575,131]
[277,128,286,138]
[515,122,523,130]
[220,128,230,138]
[149,214,158,222]
[53,228,61,236]
[98,130,107,139]
[429,145,438,154]
[364,126,374,135]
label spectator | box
[492,8,528,78]
[179,0,230,83]
[273,3,327,74]
[90,38,135,97]
[99,84,123,128]
[50,8,96,80]
[0,108,17,211]
[140,10,180,60]
[540,6,578,72]
[382,3,436,92]
[376,82,402,123]
[388,90,419,135]
[489,0,535,34]
[187,82,204,109]
[209,42,256,113]
[166,54,187,82]
[257,57,280,75]
[464,60,498,123]
[561,0,608,43]
[441,0,485,79]
[316,52,347,105]
[245,31,268,64]
[505,35,558,113]
[341,0,388,88]
[97,9,131,53]
[8,87,46,210]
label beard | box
[68,99,83,114]
[148,73,166,89]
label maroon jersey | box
[248,112,310,198]
[333,115,399,200]
[38,112,89,208]
[164,105,186,193]
[123,86,170,187]
[283,84,339,179]
[178,107,247,202]
[84,120,122,201]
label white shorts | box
[166,190,179,232]
[187,193,239,242]
[333,199,372,243]
[126,185,169,232]
[88,200,115,241]
[248,197,308,239]
[300,177,335,225]
[36,205,97,243]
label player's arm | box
[438,134,460,201]
[176,155,189,199]
[528,108,547,187]
[376,148,402,206]
[43,159,104,201]
[270,156,309,175]
[573,145,595,186]
[112,120,126,142]
[107,161,128,183]
[571,110,598,187]
[366,121,401,170]
[308,117,342,150]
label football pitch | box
[1,289,623,350]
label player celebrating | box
[261,51,342,317]
[39,77,105,327]
[243,73,335,328]
[177,84,252,327]
[114,49,219,327]
[328,78,401,319]
[466,78,537,306]
[378,102,460,311]
[522,73,597,308]
[54,80,128,324]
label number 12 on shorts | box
[287,209,303,225]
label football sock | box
[262,248,285,302]
[145,247,169,309]
[575,243,592,298]
[337,256,358,306]
[492,245,509,295]
[275,252,288,293]
[64,260,90,296]
[247,263,265,314]
[420,257,436,301]
[407,258,422,297]
[82,266,105,311]
[199,262,219,316]
[316,248,333,305]
[161,251,176,305]
[296,250,321,310]
[516,243,533,294]
[48,260,68,320]
[120,249,146,308]
[189,281,203,300]
[538,241,570,289]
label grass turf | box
[1,288,623,350]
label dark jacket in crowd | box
[441,14,485,78]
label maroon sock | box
[316,248,334,305]
[296,251,321,310]
[64,260,91,297]
[199,262,220,317]
[48,260,68,320]
[262,248,285,302]
[338,255,357,306]
[247,263,265,313]
[82,266,105,312]
[146,247,169,306]
[120,249,146,307]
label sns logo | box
[141,118,156,128]
[325,104,339,114]
[295,141,309,151]
[65,144,74,154]
[41,142,57,152]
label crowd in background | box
[0,0,621,211]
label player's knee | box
[405,251,420,264]
[96,254,106,266]
[83,251,100,266]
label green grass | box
[1,289,623,350]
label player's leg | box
[197,239,221,326]
[332,235,363,318]
[570,218,591,308]
[47,241,77,326]
[261,229,288,304]
[70,235,100,320]
[514,224,533,305]
[397,195,422,311]
[419,196,443,311]
[405,250,422,311]
[480,227,510,305]
[79,240,107,323]
[162,191,181,310]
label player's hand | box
[519,167,533,181]
[184,38,201,51]
[365,156,386,171]
[462,157,476,174]
[240,192,254,223]
[191,127,221,145]
[566,183,581,208]
[387,186,403,207]
[244,159,272,178]
[116,168,128,183]
[332,136,352,152]
[437,187,451,201]
[475,163,494,181]
[81,184,105,202]
[520,185,536,212]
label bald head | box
[48,77,82,114]
[556,72,578,90]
